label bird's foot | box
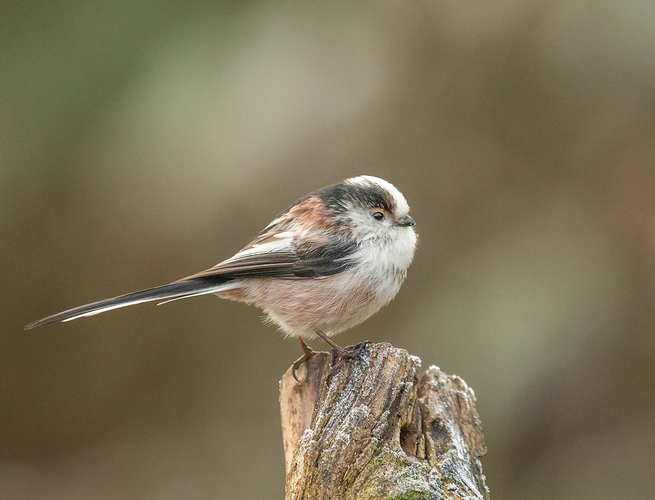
[292,337,316,382]
[327,340,370,385]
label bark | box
[279,342,489,500]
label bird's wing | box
[177,231,359,281]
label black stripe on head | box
[316,180,396,215]
[261,177,398,237]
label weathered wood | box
[279,342,489,500]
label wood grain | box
[280,342,490,499]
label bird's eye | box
[372,210,385,221]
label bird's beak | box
[397,215,416,227]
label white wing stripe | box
[218,238,293,265]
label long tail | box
[25,277,231,330]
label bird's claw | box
[326,340,370,385]
[291,344,316,382]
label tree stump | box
[279,342,489,500]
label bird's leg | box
[291,337,316,382]
[314,329,369,384]
[313,329,349,356]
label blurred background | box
[2,1,654,498]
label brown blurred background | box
[2,1,655,498]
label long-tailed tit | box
[25,175,417,377]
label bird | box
[25,175,417,379]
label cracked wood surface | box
[279,342,490,500]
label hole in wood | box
[400,423,419,457]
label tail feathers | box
[25,278,230,330]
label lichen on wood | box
[279,342,489,500]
